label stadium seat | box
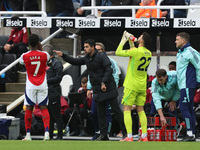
[187,0,200,18]
[1,54,17,65]
[0,35,9,48]
[0,54,17,84]
[0,54,2,64]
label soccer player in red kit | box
[19,34,51,141]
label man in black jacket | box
[54,39,126,140]
[43,44,63,140]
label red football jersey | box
[20,50,50,86]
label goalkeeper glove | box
[120,31,129,45]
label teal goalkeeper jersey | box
[116,44,152,92]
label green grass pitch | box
[0,140,200,150]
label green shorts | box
[121,87,146,106]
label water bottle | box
[66,126,70,137]
[129,35,137,42]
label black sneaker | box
[95,134,109,141]
[181,135,196,142]
[91,133,100,141]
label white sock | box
[141,133,147,139]
[187,131,193,136]
[26,132,31,136]
[127,133,132,138]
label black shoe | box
[91,133,100,141]
[181,135,196,142]
[95,134,109,141]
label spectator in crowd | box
[0,0,23,12]
[87,42,119,140]
[54,39,126,141]
[77,77,92,136]
[43,44,63,140]
[151,69,180,126]
[161,0,187,18]
[73,0,101,17]
[101,0,140,17]
[64,77,92,136]
[115,31,152,141]
[73,0,84,7]
[23,0,39,11]
[176,32,200,141]
[19,34,51,141]
[168,61,176,71]
[0,16,29,58]
[135,0,168,18]
[48,0,74,17]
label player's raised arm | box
[115,31,137,57]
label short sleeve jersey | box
[20,50,50,86]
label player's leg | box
[179,88,196,141]
[48,96,63,140]
[188,88,196,138]
[95,100,109,140]
[120,88,135,141]
[136,92,148,141]
[23,89,36,141]
[38,89,50,140]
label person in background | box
[176,32,200,141]
[0,16,29,58]
[64,77,92,136]
[135,0,168,18]
[168,61,176,71]
[151,69,179,126]
[43,44,63,140]
[161,0,187,18]
[78,77,92,136]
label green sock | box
[124,110,132,135]
[138,111,147,134]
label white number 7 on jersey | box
[31,61,41,76]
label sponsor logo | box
[78,19,96,27]
[151,19,170,27]
[178,19,196,27]
[56,19,74,27]
[104,19,122,27]
[6,19,23,27]
[130,20,148,27]
[31,19,47,26]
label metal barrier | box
[82,3,200,18]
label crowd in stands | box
[0,0,193,18]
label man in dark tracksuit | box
[43,44,63,140]
[54,39,126,141]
